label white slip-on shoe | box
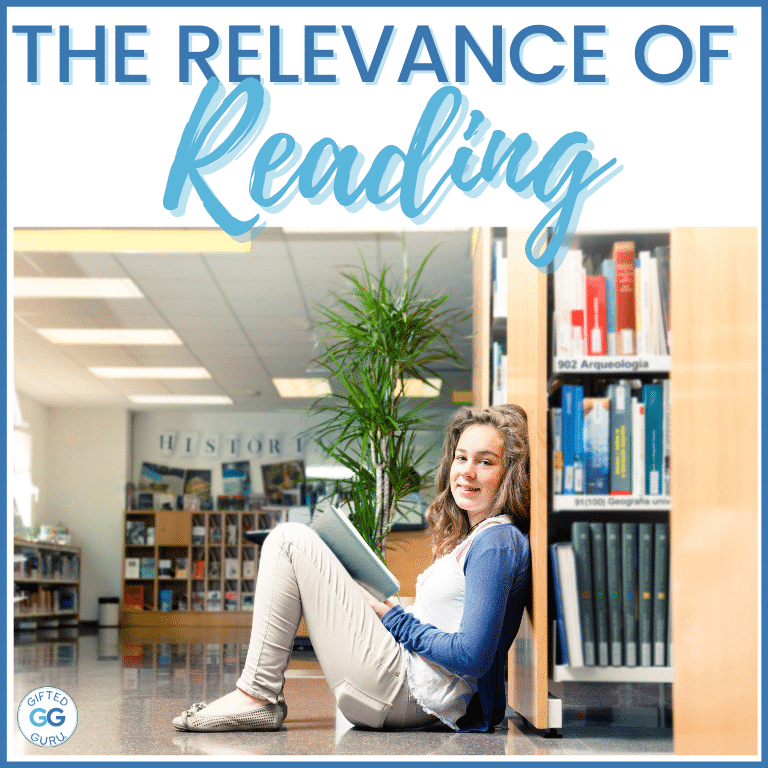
[172,700,285,732]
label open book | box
[310,505,400,601]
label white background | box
[6,6,761,232]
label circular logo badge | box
[18,687,78,747]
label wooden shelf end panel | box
[670,227,759,757]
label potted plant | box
[309,237,468,561]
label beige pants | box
[237,522,437,729]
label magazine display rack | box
[472,226,758,751]
[14,539,81,630]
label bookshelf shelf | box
[474,227,675,732]
[552,495,671,512]
[474,226,758,752]
[13,539,81,629]
[121,508,289,626]
[552,665,673,684]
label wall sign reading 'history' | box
[157,431,303,459]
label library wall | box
[15,391,50,527]
[131,410,317,501]
[130,409,452,501]
[43,406,131,622]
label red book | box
[586,275,608,356]
[570,310,585,356]
[612,241,636,355]
[194,559,205,578]
[123,584,144,611]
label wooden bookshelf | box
[121,510,432,630]
[472,226,759,753]
[121,508,267,627]
[14,539,81,629]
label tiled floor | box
[12,626,673,757]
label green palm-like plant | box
[309,237,469,561]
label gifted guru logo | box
[18,687,78,747]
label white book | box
[639,250,652,356]
[124,558,140,578]
[553,309,572,357]
[649,257,667,355]
[632,398,646,496]
[310,505,400,601]
[555,543,584,667]
[224,558,239,579]
[492,240,508,318]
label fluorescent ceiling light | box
[90,367,211,379]
[127,395,233,405]
[14,277,143,298]
[37,329,182,345]
[397,378,443,397]
[273,378,332,398]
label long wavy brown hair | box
[426,404,530,558]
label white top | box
[403,515,512,729]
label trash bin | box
[98,597,120,627]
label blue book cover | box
[551,407,563,495]
[590,522,610,667]
[550,544,569,665]
[561,384,584,494]
[159,588,173,612]
[643,383,664,495]
[621,523,639,667]
[601,258,617,355]
[584,397,610,494]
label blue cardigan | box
[381,523,531,732]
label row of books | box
[491,341,508,407]
[125,521,155,546]
[125,556,257,580]
[124,584,256,612]
[193,557,257,579]
[552,521,670,668]
[492,239,508,318]
[15,587,78,615]
[191,591,255,612]
[15,551,79,581]
[124,557,158,579]
[554,243,671,358]
[552,381,670,496]
[191,525,250,545]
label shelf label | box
[554,356,669,374]
[554,494,671,510]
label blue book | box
[643,384,664,495]
[572,522,596,666]
[550,544,569,665]
[606,522,623,666]
[638,523,654,666]
[584,397,610,494]
[653,523,670,666]
[551,407,563,494]
[561,385,584,494]
[159,588,173,611]
[621,523,639,667]
[590,522,610,667]
[601,258,617,355]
